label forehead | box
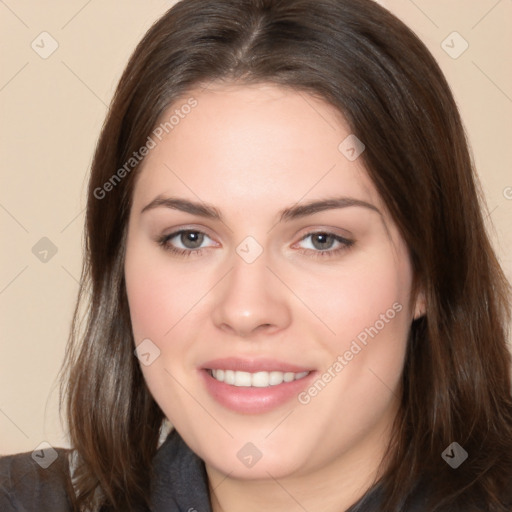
[132,82,383,214]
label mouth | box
[200,358,316,414]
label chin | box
[188,429,318,481]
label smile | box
[200,358,316,414]
[208,369,310,388]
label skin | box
[124,82,424,512]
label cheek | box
[125,271,171,343]
[124,245,204,423]
[125,246,205,343]
[299,249,413,346]
[326,251,412,395]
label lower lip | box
[200,369,316,414]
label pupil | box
[312,233,333,250]
[181,231,203,249]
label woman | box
[1,0,511,510]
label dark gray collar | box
[151,430,212,512]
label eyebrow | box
[140,195,380,221]
[141,196,221,219]
[279,197,380,221]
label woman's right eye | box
[158,229,217,256]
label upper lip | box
[201,357,313,373]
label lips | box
[200,357,315,414]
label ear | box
[413,289,426,320]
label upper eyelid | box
[162,225,216,240]
[163,229,218,246]
[294,226,354,242]
[293,232,353,249]
[297,230,351,240]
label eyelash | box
[157,230,354,259]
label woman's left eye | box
[295,232,354,257]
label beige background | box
[0,0,511,455]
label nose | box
[211,251,292,338]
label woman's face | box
[124,83,422,481]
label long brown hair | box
[61,0,512,510]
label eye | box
[158,229,217,256]
[295,231,354,258]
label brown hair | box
[61,0,512,510]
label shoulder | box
[348,457,512,512]
[0,447,74,512]
[405,462,512,512]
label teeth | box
[252,371,270,387]
[224,370,235,385]
[269,371,284,386]
[283,372,295,383]
[210,369,309,387]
